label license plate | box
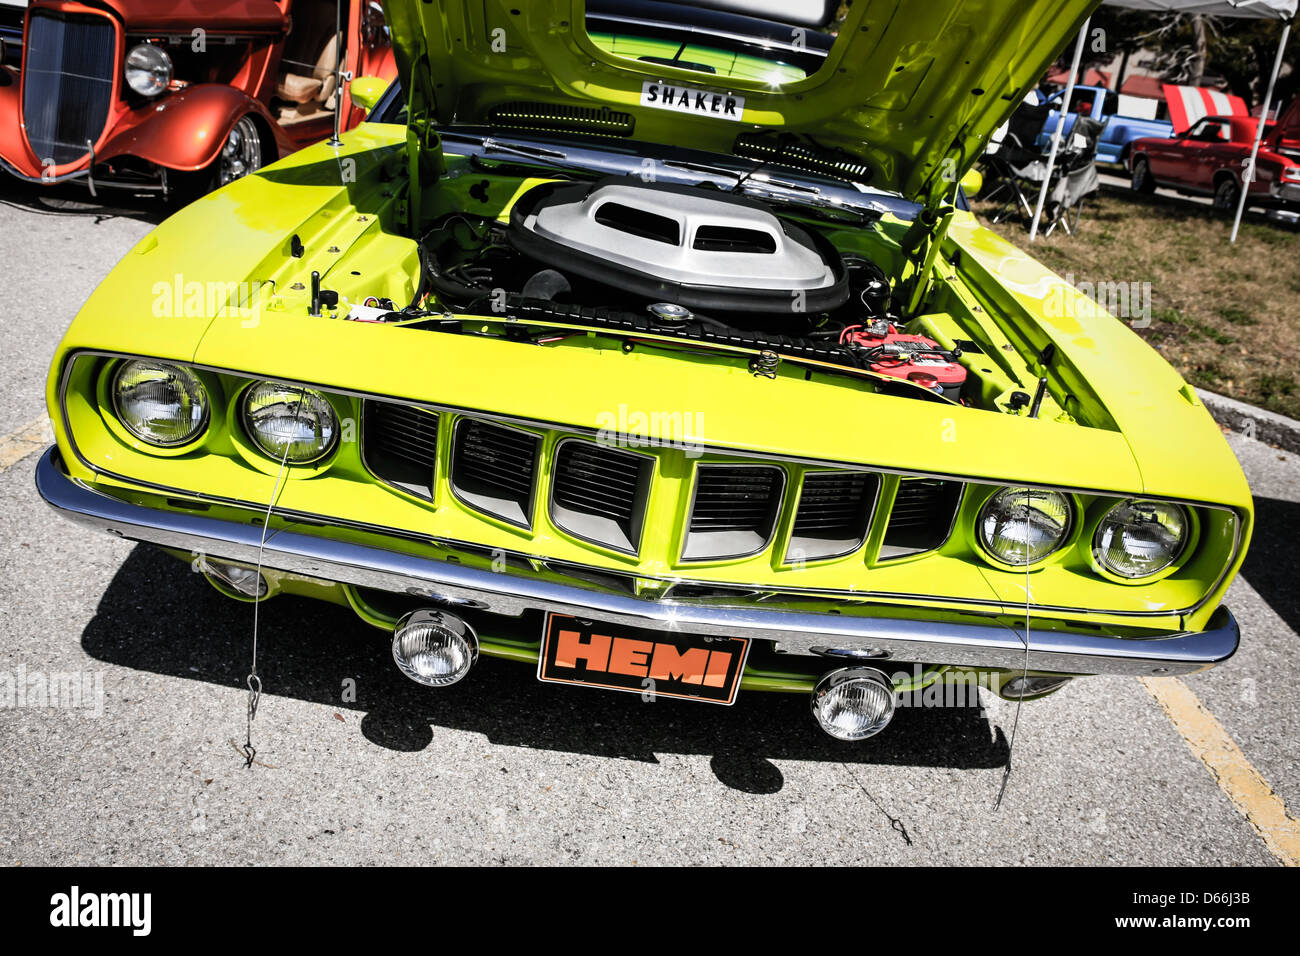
[538,612,750,705]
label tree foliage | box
[1053,10,1297,111]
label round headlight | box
[1094,499,1188,579]
[978,488,1073,566]
[242,382,338,464]
[125,43,172,97]
[112,360,208,447]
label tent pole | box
[1030,18,1090,241]
[1230,21,1291,243]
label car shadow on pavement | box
[80,545,1010,792]
[0,177,169,226]
[1240,495,1300,634]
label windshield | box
[585,0,834,84]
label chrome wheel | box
[217,115,263,186]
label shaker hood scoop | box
[383,0,1099,206]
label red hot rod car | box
[0,0,395,199]
[1128,97,1300,214]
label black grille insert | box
[22,11,116,167]
[787,470,878,563]
[451,419,541,528]
[880,478,964,559]
[683,464,784,561]
[363,401,440,499]
[551,440,652,555]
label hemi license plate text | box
[639,80,746,122]
[538,613,750,705]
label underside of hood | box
[383,0,1098,207]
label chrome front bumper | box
[35,447,1239,677]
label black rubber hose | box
[418,243,492,310]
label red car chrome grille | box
[21,10,117,168]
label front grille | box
[683,464,784,561]
[880,478,964,559]
[22,11,116,167]
[787,471,879,563]
[551,440,652,555]
[354,399,974,570]
[363,401,440,499]
[450,419,541,528]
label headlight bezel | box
[973,486,1079,571]
[239,380,341,466]
[1089,497,1197,584]
[107,359,211,450]
[124,43,173,98]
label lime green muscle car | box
[37,0,1250,740]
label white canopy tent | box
[1028,0,1298,242]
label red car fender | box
[1248,149,1290,193]
[0,72,23,168]
[97,83,296,172]
[1213,154,1283,197]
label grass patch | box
[973,186,1300,419]
[1216,306,1257,326]
[1256,374,1297,415]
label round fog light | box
[1001,674,1073,699]
[202,559,268,599]
[392,609,478,687]
[811,667,896,741]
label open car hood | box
[383,0,1097,207]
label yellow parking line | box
[0,415,53,474]
[1141,675,1300,866]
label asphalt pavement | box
[0,177,1295,866]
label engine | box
[417,178,967,400]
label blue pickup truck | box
[1035,84,1174,165]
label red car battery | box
[842,320,967,400]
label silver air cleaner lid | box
[508,178,849,314]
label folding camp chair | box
[983,102,1052,224]
[1040,116,1106,237]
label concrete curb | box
[1196,388,1300,456]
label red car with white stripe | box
[1128,96,1300,214]
[1162,82,1248,133]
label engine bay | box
[343,177,1045,413]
